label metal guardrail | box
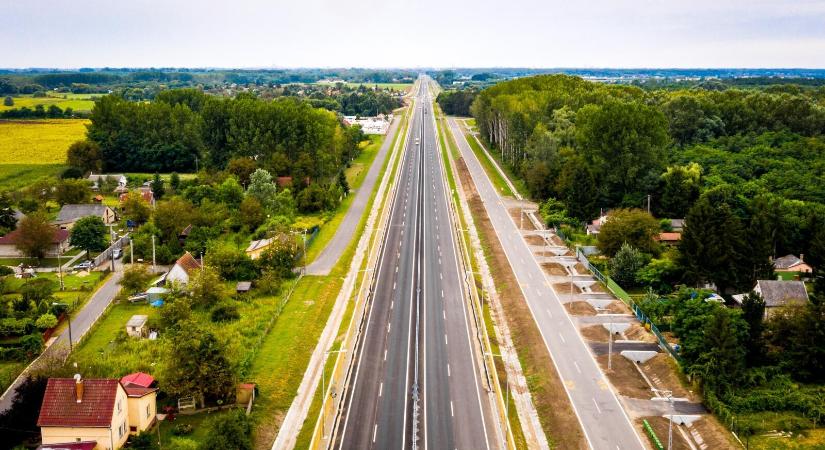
[92,234,130,268]
[575,248,681,360]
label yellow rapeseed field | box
[0,119,89,164]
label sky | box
[3,0,825,68]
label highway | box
[447,117,646,450]
[335,78,497,450]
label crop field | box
[0,119,88,189]
[0,93,99,112]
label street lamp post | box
[321,348,347,440]
[52,302,73,352]
[653,389,675,450]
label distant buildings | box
[733,279,810,318]
[88,174,128,192]
[165,251,202,285]
[245,238,274,260]
[773,254,812,274]
[342,114,392,134]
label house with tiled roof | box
[0,227,70,258]
[54,204,117,229]
[38,376,130,450]
[120,372,158,435]
[733,279,810,318]
[166,251,202,286]
[773,254,813,274]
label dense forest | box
[82,89,364,178]
[471,73,825,439]
[435,89,478,116]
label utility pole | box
[647,194,651,213]
[608,314,614,370]
[151,235,156,272]
[57,248,64,291]
[130,238,134,265]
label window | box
[119,420,126,437]
[117,399,122,413]
[146,404,151,418]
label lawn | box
[0,94,98,112]
[461,126,515,198]
[0,360,25,394]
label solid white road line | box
[372,424,378,443]
[379,382,383,397]
[450,400,455,417]
[574,361,582,374]
[559,332,566,343]
[593,398,602,414]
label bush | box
[608,243,646,287]
[168,437,198,450]
[35,313,58,330]
[19,334,43,358]
[129,431,159,450]
[172,423,194,436]
[198,410,252,450]
[211,303,240,322]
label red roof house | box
[120,372,155,389]
[0,228,70,258]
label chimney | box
[800,254,805,262]
[74,373,83,403]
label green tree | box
[198,410,252,450]
[765,301,825,383]
[658,163,700,218]
[121,191,152,224]
[609,243,645,287]
[120,265,153,294]
[741,292,766,366]
[596,208,660,256]
[338,171,350,195]
[151,173,165,200]
[226,157,257,187]
[162,323,236,405]
[539,197,572,228]
[153,198,196,242]
[693,307,748,393]
[576,100,669,205]
[170,172,181,191]
[70,216,108,254]
[238,196,265,231]
[679,190,749,294]
[217,176,244,208]
[246,169,277,208]
[556,156,597,221]
[55,179,91,205]
[189,266,223,308]
[3,96,13,107]
[15,212,55,260]
[66,140,102,174]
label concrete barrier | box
[621,350,658,364]
[603,323,631,334]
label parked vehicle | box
[73,261,93,271]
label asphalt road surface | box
[306,115,402,276]
[335,78,496,450]
[448,117,645,450]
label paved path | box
[305,117,402,275]
[0,261,124,412]
[449,117,646,450]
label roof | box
[774,254,803,270]
[246,238,273,253]
[119,190,154,204]
[88,173,126,182]
[38,378,120,428]
[0,227,69,246]
[120,372,154,388]
[656,232,682,242]
[179,224,193,237]
[670,219,685,230]
[756,280,810,308]
[126,315,148,327]
[123,385,158,398]
[37,441,97,450]
[56,204,111,222]
[236,281,252,292]
[174,251,201,275]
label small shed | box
[126,315,148,338]
[236,281,252,294]
[146,287,169,302]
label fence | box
[92,234,130,268]
[576,248,681,361]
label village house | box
[773,254,813,274]
[245,237,274,260]
[54,204,117,229]
[165,251,202,285]
[733,279,810,318]
[586,214,610,235]
[88,174,127,192]
[118,187,155,207]
[38,374,159,449]
[119,372,158,435]
[655,232,682,246]
[37,376,130,450]
[125,315,148,338]
[0,227,70,258]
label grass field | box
[0,119,88,190]
[315,81,412,92]
[0,94,99,112]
